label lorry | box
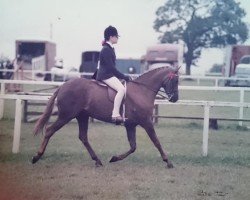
[15,40,56,80]
[224,45,250,86]
[142,43,184,72]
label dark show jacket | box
[96,43,128,81]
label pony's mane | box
[135,66,171,80]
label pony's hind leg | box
[76,113,103,167]
[32,117,69,164]
[110,123,137,162]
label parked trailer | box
[142,43,184,71]
[15,40,56,81]
[224,45,250,86]
[116,57,142,74]
[79,51,100,78]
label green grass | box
[0,119,250,200]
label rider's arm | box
[102,48,129,80]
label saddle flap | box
[108,88,116,102]
[91,80,118,102]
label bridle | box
[130,80,168,99]
[129,72,178,100]
[162,72,179,100]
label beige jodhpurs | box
[103,76,125,117]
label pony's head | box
[162,68,179,102]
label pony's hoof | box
[166,162,174,168]
[95,161,103,167]
[31,155,40,164]
[110,156,119,163]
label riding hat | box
[104,26,119,40]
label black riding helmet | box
[104,26,119,41]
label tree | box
[154,0,249,75]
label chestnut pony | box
[32,67,179,168]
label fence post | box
[0,82,5,119]
[239,89,244,126]
[23,100,28,123]
[153,104,159,124]
[197,78,200,86]
[202,103,210,157]
[31,59,35,80]
[12,99,22,153]
[215,78,219,87]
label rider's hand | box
[124,75,132,82]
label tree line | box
[154,0,248,75]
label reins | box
[129,80,169,100]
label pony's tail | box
[33,88,60,135]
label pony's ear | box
[167,71,176,79]
[174,66,181,74]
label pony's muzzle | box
[169,93,178,102]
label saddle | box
[91,80,127,124]
[91,79,126,102]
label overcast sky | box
[1,0,250,74]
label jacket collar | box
[104,42,114,49]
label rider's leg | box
[103,76,125,118]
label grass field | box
[0,119,250,200]
[1,81,250,200]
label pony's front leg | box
[142,121,173,168]
[110,124,136,162]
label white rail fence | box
[0,69,93,81]
[1,79,250,125]
[0,80,61,119]
[1,93,250,156]
[1,68,250,86]
[155,99,250,157]
[179,75,250,87]
[0,94,50,153]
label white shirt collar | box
[106,41,114,48]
